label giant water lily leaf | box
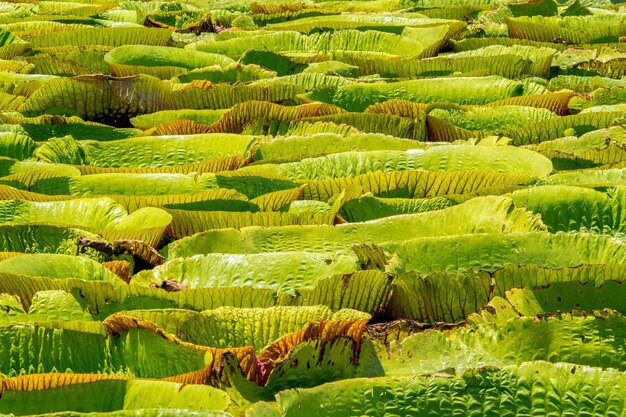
[0,73,56,97]
[36,134,256,168]
[0,291,30,314]
[131,109,228,130]
[485,91,575,115]
[545,167,626,187]
[105,329,215,378]
[0,158,22,178]
[0,290,92,324]
[323,76,524,112]
[0,132,37,160]
[264,15,463,36]
[507,15,626,44]
[115,189,256,213]
[570,88,626,112]
[248,120,360,138]
[300,169,535,201]
[165,196,544,257]
[302,60,359,77]
[207,101,345,134]
[0,92,25,112]
[237,49,310,77]
[87,239,166,271]
[27,1,108,16]
[297,0,410,13]
[105,46,235,79]
[5,169,290,203]
[19,75,171,125]
[193,30,431,59]
[0,28,29,60]
[0,317,222,377]
[0,254,123,284]
[210,171,300,199]
[1,22,90,41]
[146,119,212,136]
[427,105,557,138]
[132,252,360,295]
[0,171,74,192]
[0,300,240,378]
[548,74,626,93]
[174,63,277,84]
[163,207,337,238]
[126,305,357,350]
[9,162,77,182]
[531,126,626,152]
[0,323,109,376]
[483,279,626,323]
[0,186,254,213]
[167,81,306,111]
[72,156,246,175]
[104,259,132,282]
[343,44,556,78]
[503,111,623,145]
[30,27,173,48]
[292,269,394,314]
[384,231,626,276]
[340,52,532,78]
[0,375,229,414]
[340,195,457,222]
[292,112,421,140]
[524,126,626,168]
[105,313,373,389]
[448,44,556,75]
[246,150,429,179]
[104,313,325,385]
[0,197,129,228]
[572,57,626,79]
[144,119,208,136]
[101,207,172,247]
[223,318,378,398]
[249,187,303,211]
[476,283,626,324]
[0,198,171,247]
[509,185,626,234]
[254,133,420,163]
[0,269,393,316]
[0,224,99,257]
[26,45,110,77]
[275,362,626,417]
[1,159,81,180]
[32,173,215,196]
[0,272,201,314]
[507,0,558,17]
[29,172,298,200]
[244,146,553,180]
[106,322,234,379]
[251,72,354,91]
[378,310,626,376]
[227,340,382,402]
[279,199,331,218]
[143,6,211,30]
[538,145,626,170]
[0,115,140,142]
[388,262,626,322]
[364,97,430,117]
